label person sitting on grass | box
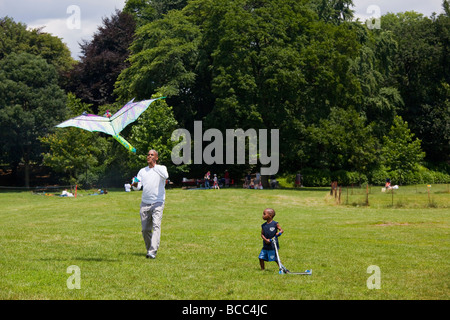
[61,189,74,197]
[259,208,284,270]
[385,178,399,190]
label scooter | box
[271,236,312,275]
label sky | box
[0,0,446,60]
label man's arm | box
[131,171,142,189]
[131,181,141,189]
[153,164,169,180]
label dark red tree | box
[65,10,136,112]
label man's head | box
[147,149,159,167]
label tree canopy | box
[0,52,67,187]
[1,1,449,187]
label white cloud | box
[1,0,126,60]
[352,0,445,22]
[1,0,126,21]
[27,18,99,60]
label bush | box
[286,167,450,188]
[301,168,331,187]
[402,170,422,185]
[347,172,367,185]
[367,165,450,185]
[369,166,390,185]
[331,170,367,186]
[433,171,450,183]
[331,170,348,185]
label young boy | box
[259,208,284,270]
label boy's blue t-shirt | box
[262,220,279,250]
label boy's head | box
[262,208,276,220]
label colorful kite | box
[56,97,165,153]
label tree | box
[348,30,403,137]
[66,10,136,112]
[125,97,186,179]
[114,0,448,180]
[0,17,75,82]
[200,0,362,170]
[444,0,450,16]
[310,0,354,24]
[381,10,450,165]
[124,0,157,25]
[124,0,189,26]
[306,107,379,176]
[40,128,110,187]
[115,9,202,127]
[115,0,366,175]
[380,116,425,183]
[0,17,30,60]
[40,93,110,187]
[27,28,75,81]
[0,52,67,187]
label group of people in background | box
[201,170,281,190]
[243,172,279,189]
[243,172,263,189]
[203,170,231,189]
[126,168,280,191]
[203,170,278,190]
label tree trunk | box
[261,175,269,189]
[24,150,30,188]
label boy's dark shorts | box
[258,249,277,262]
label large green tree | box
[114,0,445,181]
[380,115,426,183]
[381,10,450,165]
[306,107,379,174]
[0,17,75,82]
[347,27,403,137]
[115,8,202,127]
[116,0,364,175]
[0,52,67,187]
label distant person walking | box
[213,174,220,189]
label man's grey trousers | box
[140,202,164,257]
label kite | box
[56,97,165,153]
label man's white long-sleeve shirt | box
[136,164,169,204]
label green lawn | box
[0,187,448,300]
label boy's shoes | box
[146,253,156,259]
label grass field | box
[0,186,448,300]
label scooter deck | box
[284,270,312,275]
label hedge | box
[281,167,450,187]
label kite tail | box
[113,134,136,153]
